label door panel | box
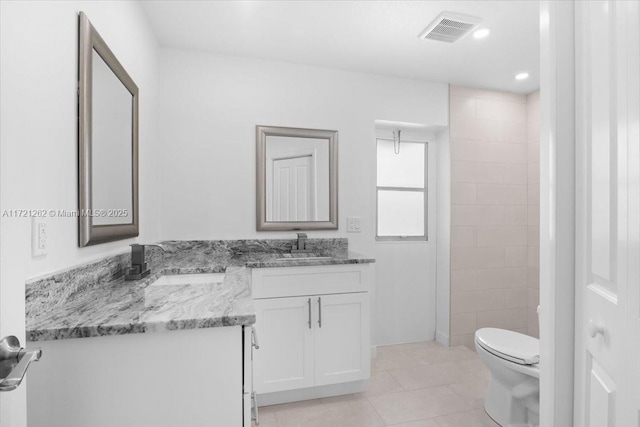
[314,293,370,386]
[584,284,618,378]
[588,359,616,427]
[589,3,613,289]
[582,3,621,421]
[626,2,640,425]
[253,297,314,393]
[576,1,640,425]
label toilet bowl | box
[475,328,540,427]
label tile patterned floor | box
[255,342,500,427]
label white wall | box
[157,49,449,345]
[526,91,541,337]
[1,1,161,279]
[0,2,158,425]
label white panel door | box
[314,293,370,386]
[575,1,640,425]
[253,297,314,394]
[623,2,640,426]
[272,155,316,221]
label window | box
[376,138,427,241]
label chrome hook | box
[393,129,402,154]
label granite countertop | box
[26,265,255,342]
[25,239,375,342]
[244,251,375,268]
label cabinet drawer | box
[252,265,368,299]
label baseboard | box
[436,331,450,347]
[257,381,369,406]
[370,345,377,358]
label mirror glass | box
[78,12,138,246]
[91,50,133,226]
[257,126,338,231]
[265,136,330,222]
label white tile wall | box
[449,86,540,348]
[526,91,540,338]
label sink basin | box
[150,273,225,286]
[277,253,332,261]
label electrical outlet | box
[32,218,47,257]
[347,217,362,233]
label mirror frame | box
[78,12,139,247]
[256,125,338,231]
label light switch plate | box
[347,217,362,233]
[31,218,47,257]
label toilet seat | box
[475,328,540,365]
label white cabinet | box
[314,292,370,386]
[254,296,315,393]
[251,264,372,396]
[28,326,244,427]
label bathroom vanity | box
[25,239,374,427]
[26,265,255,427]
[250,264,373,405]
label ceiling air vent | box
[418,12,482,43]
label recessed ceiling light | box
[473,28,490,39]
[515,72,530,80]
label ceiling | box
[141,1,540,94]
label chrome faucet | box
[125,243,167,281]
[291,233,312,253]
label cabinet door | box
[253,297,314,393]
[314,292,370,386]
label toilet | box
[475,327,540,427]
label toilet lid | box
[475,328,540,365]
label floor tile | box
[433,409,499,427]
[257,341,497,427]
[361,370,405,397]
[448,378,490,409]
[387,419,440,427]
[271,403,328,427]
[407,345,478,365]
[388,362,471,390]
[319,393,363,404]
[474,408,501,426]
[253,411,278,427]
[367,386,470,425]
[275,398,385,427]
[377,342,437,355]
[372,350,422,372]
[456,358,491,380]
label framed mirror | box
[78,12,139,246]
[256,126,338,231]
